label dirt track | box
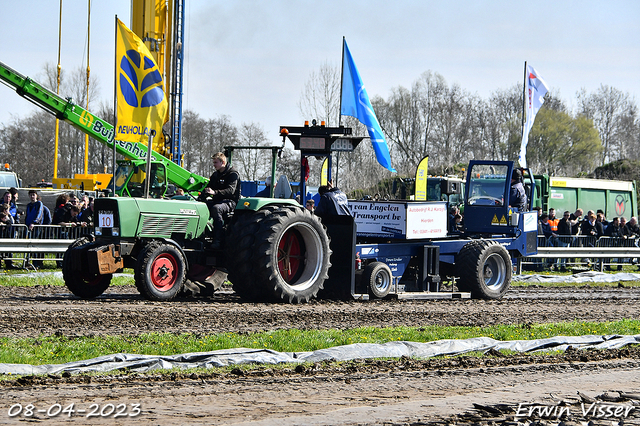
[1,284,639,337]
[0,284,639,425]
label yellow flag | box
[414,155,429,200]
[320,157,329,186]
[115,18,167,150]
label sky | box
[1,0,639,148]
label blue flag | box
[341,39,396,173]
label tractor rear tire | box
[457,240,511,300]
[362,261,393,299]
[63,237,112,299]
[227,209,276,301]
[135,242,186,301]
[227,207,331,303]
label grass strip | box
[0,319,638,366]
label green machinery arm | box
[0,60,208,192]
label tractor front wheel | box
[135,242,186,301]
[63,237,112,299]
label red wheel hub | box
[150,254,178,291]
[278,229,304,283]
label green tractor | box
[63,196,332,303]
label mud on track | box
[1,284,639,425]
[0,284,639,337]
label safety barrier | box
[521,235,640,272]
[1,226,639,273]
[0,224,90,269]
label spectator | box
[547,208,559,233]
[532,207,544,235]
[315,181,351,218]
[604,217,623,270]
[452,213,463,232]
[581,210,604,246]
[620,217,629,238]
[0,203,15,269]
[8,187,21,224]
[25,190,45,268]
[449,205,460,233]
[77,197,94,227]
[625,217,640,238]
[255,177,275,198]
[604,217,622,238]
[569,208,584,241]
[52,193,70,225]
[25,190,44,232]
[555,210,573,270]
[305,199,315,213]
[540,213,559,246]
[557,210,572,244]
[2,191,18,224]
[596,212,608,232]
[77,194,89,219]
[596,209,609,229]
[42,204,52,225]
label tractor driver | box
[509,168,527,211]
[198,152,241,249]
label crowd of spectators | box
[0,190,94,269]
[533,206,640,271]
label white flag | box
[519,65,549,168]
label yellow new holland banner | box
[116,18,167,149]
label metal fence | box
[0,224,90,269]
[1,225,640,273]
[522,235,640,272]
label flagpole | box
[84,0,91,176]
[338,36,345,127]
[520,60,527,142]
[53,0,63,181]
[335,37,346,187]
[112,15,118,196]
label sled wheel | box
[63,237,111,299]
[136,242,185,301]
[457,240,511,299]
[362,261,392,299]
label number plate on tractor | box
[98,211,114,228]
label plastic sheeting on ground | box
[513,271,640,283]
[1,334,638,376]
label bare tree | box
[0,111,56,186]
[577,85,638,165]
[180,109,208,175]
[233,122,271,181]
[297,61,341,125]
[36,62,101,178]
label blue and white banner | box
[519,64,549,168]
[341,39,396,172]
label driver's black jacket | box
[198,164,241,204]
